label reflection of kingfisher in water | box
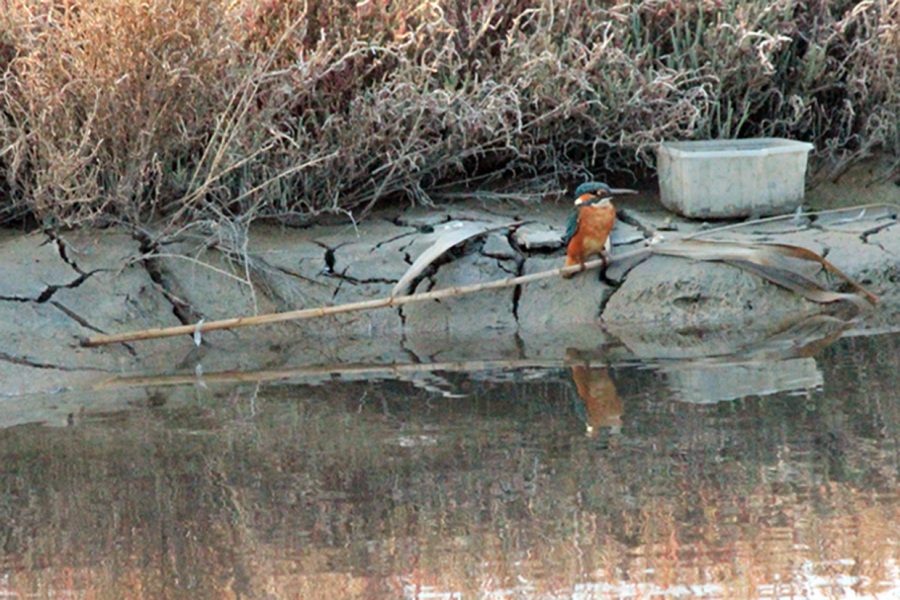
[567,349,623,437]
[562,181,638,278]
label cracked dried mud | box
[1,172,898,410]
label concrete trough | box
[657,138,814,219]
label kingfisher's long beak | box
[608,188,639,195]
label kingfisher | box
[561,181,637,278]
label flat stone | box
[609,221,646,247]
[250,258,370,338]
[0,230,192,397]
[612,193,708,236]
[481,232,517,259]
[0,301,123,397]
[311,219,416,249]
[812,231,899,296]
[517,256,613,329]
[335,240,412,283]
[0,233,78,299]
[402,252,517,333]
[602,255,818,328]
[869,222,900,257]
[331,279,403,335]
[157,242,280,322]
[52,262,182,341]
[393,200,525,229]
[254,227,409,336]
[57,230,141,272]
[512,223,563,250]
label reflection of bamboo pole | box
[92,357,586,391]
[80,254,625,348]
[90,314,854,392]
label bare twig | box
[79,255,615,347]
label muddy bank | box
[1,171,898,401]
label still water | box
[1,322,899,599]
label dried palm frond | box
[391,221,522,297]
[649,239,878,309]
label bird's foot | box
[562,261,588,279]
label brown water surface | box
[1,327,899,599]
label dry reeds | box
[0,0,897,228]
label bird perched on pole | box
[561,181,637,278]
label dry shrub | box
[0,0,896,228]
[0,0,239,225]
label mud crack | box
[0,350,106,372]
[0,232,102,304]
[616,208,657,239]
[132,229,200,326]
[372,226,417,249]
[326,269,397,286]
[0,270,96,304]
[316,241,400,300]
[49,232,82,272]
[860,215,898,244]
[50,300,105,334]
[504,230,527,323]
[321,244,337,274]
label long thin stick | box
[80,254,628,347]
[82,202,893,348]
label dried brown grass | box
[0,0,897,228]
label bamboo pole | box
[80,253,631,348]
[79,202,894,349]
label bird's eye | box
[574,194,592,206]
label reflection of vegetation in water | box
[1,334,899,597]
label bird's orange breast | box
[573,202,615,258]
